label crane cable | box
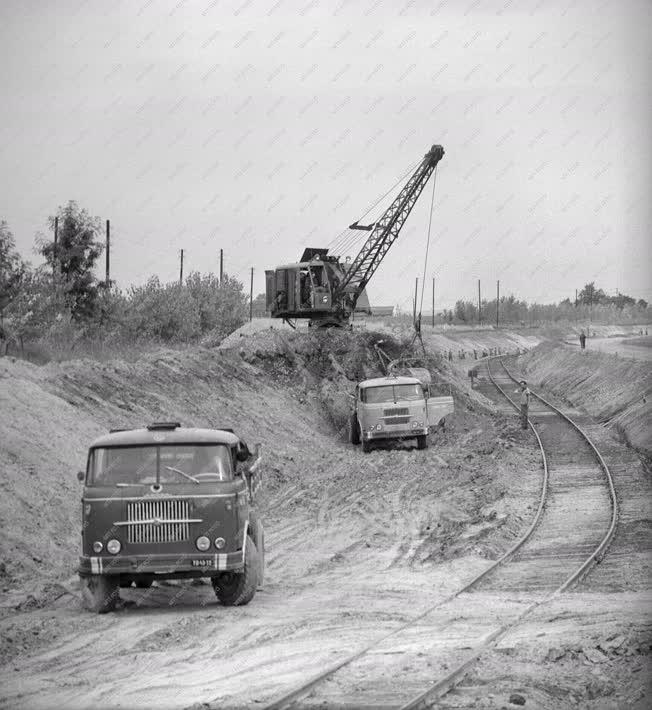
[418,164,438,322]
[327,158,422,255]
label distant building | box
[368,306,395,317]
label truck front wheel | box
[80,575,120,614]
[212,537,259,606]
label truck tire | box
[416,434,428,450]
[212,537,259,606]
[80,574,120,614]
[349,414,361,445]
[362,439,372,453]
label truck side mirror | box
[77,471,85,482]
[236,441,252,462]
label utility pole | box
[496,279,500,328]
[249,267,254,321]
[432,276,435,327]
[179,249,184,285]
[53,216,58,280]
[219,248,223,286]
[575,288,578,307]
[478,279,481,324]
[105,219,110,287]
[413,277,418,324]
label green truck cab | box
[348,372,454,453]
[77,422,264,613]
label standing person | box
[272,290,286,313]
[579,329,586,350]
[516,380,531,430]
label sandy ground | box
[565,335,652,362]
[0,328,650,709]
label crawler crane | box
[265,144,444,327]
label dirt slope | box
[516,342,652,457]
[0,330,649,709]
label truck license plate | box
[191,559,213,567]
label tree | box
[251,292,267,317]
[578,282,607,306]
[637,298,648,309]
[38,201,104,320]
[454,300,467,322]
[184,271,247,336]
[0,221,27,322]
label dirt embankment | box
[516,342,652,457]
[0,330,539,678]
[1,328,650,709]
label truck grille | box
[126,499,191,544]
[384,416,411,426]
[383,407,409,416]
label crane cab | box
[265,248,370,326]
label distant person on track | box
[516,380,531,430]
[579,330,586,350]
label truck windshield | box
[362,384,424,403]
[89,444,233,486]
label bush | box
[122,277,202,342]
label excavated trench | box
[0,330,649,709]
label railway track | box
[260,357,618,710]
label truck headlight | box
[412,421,418,429]
[214,537,226,549]
[376,423,382,430]
[93,541,103,553]
[107,539,121,554]
[196,536,210,551]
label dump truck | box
[348,371,454,452]
[77,422,264,612]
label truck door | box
[426,395,455,427]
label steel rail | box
[399,357,619,710]
[261,357,551,710]
[498,358,619,591]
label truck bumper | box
[363,427,428,440]
[78,551,244,577]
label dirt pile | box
[516,342,652,457]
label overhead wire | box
[327,158,422,258]
[418,164,438,320]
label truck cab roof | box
[89,426,241,449]
[359,375,422,388]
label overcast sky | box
[1,0,651,311]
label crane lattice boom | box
[334,144,444,306]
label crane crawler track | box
[258,357,618,710]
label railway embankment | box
[516,342,652,458]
